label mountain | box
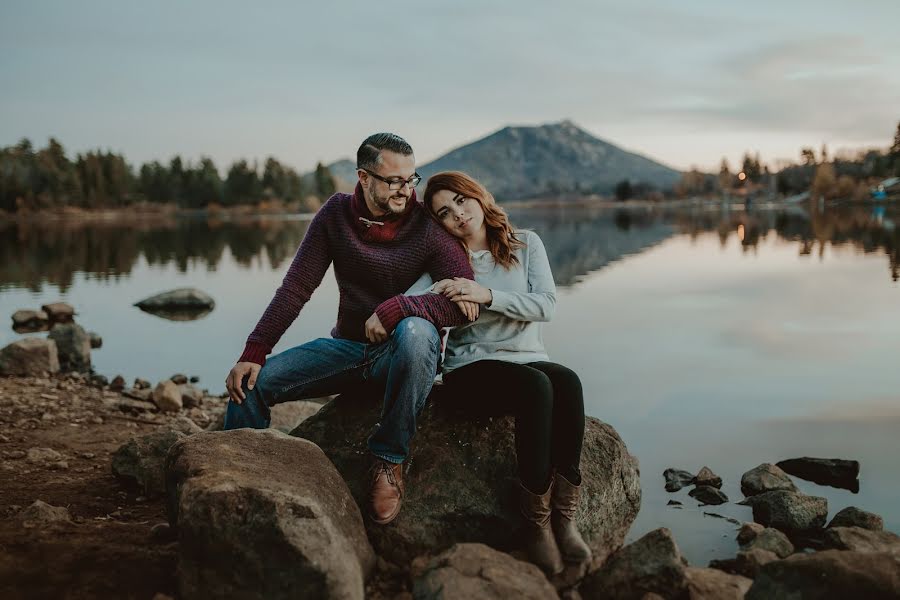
[417,120,680,201]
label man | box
[223,132,476,525]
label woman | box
[421,171,590,574]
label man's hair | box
[357,133,413,171]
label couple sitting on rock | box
[222,132,590,574]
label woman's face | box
[430,189,485,241]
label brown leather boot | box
[551,471,592,564]
[368,458,404,525]
[519,479,564,575]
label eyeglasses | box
[360,168,421,191]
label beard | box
[368,181,409,216]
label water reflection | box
[0,204,897,292]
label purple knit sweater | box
[238,185,474,366]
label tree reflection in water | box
[0,205,897,292]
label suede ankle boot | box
[519,479,564,575]
[551,471,592,564]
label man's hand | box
[455,300,479,322]
[225,361,261,404]
[365,312,388,343]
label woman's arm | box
[487,231,556,322]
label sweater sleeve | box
[487,231,556,322]
[375,223,474,333]
[238,200,335,365]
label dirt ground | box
[0,374,412,600]
[0,374,190,599]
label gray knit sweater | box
[406,230,556,373]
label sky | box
[1,0,899,174]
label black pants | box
[442,360,585,493]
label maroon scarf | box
[350,182,418,243]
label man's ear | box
[357,169,368,185]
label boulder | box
[740,463,797,497]
[17,500,71,528]
[694,466,722,489]
[291,389,641,567]
[11,309,49,330]
[48,322,92,373]
[270,400,322,433]
[775,457,859,491]
[152,380,183,412]
[109,375,126,391]
[165,429,374,600]
[683,566,752,599]
[739,490,827,533]
[112,428,187,497]
[827,506,884,531]
[709,548,780,579]
[688,486,727,505]
[135,289,215,321]
[663,468,695,492]
[821,527,900,553]
[411,543,558,599]
[580,528,687,599]
[746,549,900,599]
[40,302,75,323]
[0,338,59,376]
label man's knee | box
[393,317,440,355]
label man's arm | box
[238,202,333,366]
[374,224,474,333]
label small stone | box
[90,374,109,388]
[3,450,26,460]
[0,434,10,443]
[40,302,76,323]
[27,447,63,463]
[667,500,683,506]
[78,452,96,460]
[90,416,104,425]
[189,375,200,383]
[690,485,728,505]
[695,466,723,488]
[18,500,71,527]
[664,468,696,492]
[88,332,103,349]
[737,523,766,545]
[49,460,69,470]
[134,378,151,390]
[110,375,126,391]
[152,380,183,412]
[170,373,188,385]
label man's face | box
[360,150,417,217]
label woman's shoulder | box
[514,229,545,251]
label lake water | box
[1,203,898,565]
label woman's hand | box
[433,277,493,305]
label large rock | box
[0,338,59,376]
[580,527,688,600]
[746,549,900,599]
[47,322,91,373]
[411,543,558,600]
[740,463,798,497]
[827,506,884,531]
[291,389,641,567]
[166,429,374,600]
[135,288,215,321]
[776,457,859,491]
[112,429,187,497]
[40,302,75,323]
[683,566,752,599]
[739,490,827,533]
[694,466,722,489]
[821,527,900,553]
[688,485,727,505]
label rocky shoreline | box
[2,303,899,598]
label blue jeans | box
[224,317,441,463]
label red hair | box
[423,171,525,269]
